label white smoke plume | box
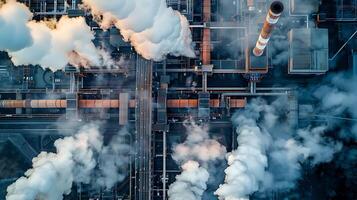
[168,121,226,200]
[313,73,357,140]
[0,0,32,52]
[6,124,132,200]
[172,122,227,163]
[0,1,109,71]
[167,160,209,200]
[6,124,102,200]
[215,98,342,199]
[82,0,195,61]
[214,114,271,200]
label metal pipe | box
[222,92,289,97]
[164,68,246,73]
[54,0,57,13]
[202,0,211,65]
[168,87,292,91]
[220,91,289,107]
[162,131,167,200]
[129,132,133,200]
[330,30,357,60]
[0,99,248,109]
[249,82,256,94]
[0,100,66,108]
[253,1,284,57]
[202,72,208,92]
[71,0,76,9]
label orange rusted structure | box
[228,99,247,108]
[167,99,199,108]
[202,0,211,65]
[253,1,284,57]
[167,99,246,108]
[0,100,25,108]
[30,100,67,108]
[79,100,119,108]
[79,100,136,108]
[0,100,67,108]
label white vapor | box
[168,121,226,200]
[313,73,357,140]
[82,0,195,61]
[214,115,270,200]
[6,125,132,200]
[0,1,110,71]
[6,124,102,200]
[167,161,209,200]
[215,98,342,199]
[0,0,32,52]
[172,122,227,163]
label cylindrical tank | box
[253,1,284,57]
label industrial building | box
[0,0,356,199]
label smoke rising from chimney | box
[168,121,226,200]
[215,98,342,199]
[6,124,102,200]
[168,160,210,200]
[6,124,132,200]
[82,0,196,61]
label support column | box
[16,92,22,115]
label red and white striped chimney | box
[253,1,284,57]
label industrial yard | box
[0,0,356,200]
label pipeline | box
[0,100,67,108]
[253,1,284,57]
[220,91,289,107]
[202,0,211,65]
[0,99,246,109]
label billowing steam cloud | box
[0,1,107,71]
[168,160,209,200]
[0,0,32,52]
[6,124,131,200]
[216,98,342,199]
[172,122,227,163]
[82,0,195,61]
[215,114,271,199]
[168,122,226,200]
[6,125,101,200]
[313,73,357,140]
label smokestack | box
[253,1,284,57]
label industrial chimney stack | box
[253,1,284,57]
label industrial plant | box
[0,0,356,200]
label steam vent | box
[0,0,356,200]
